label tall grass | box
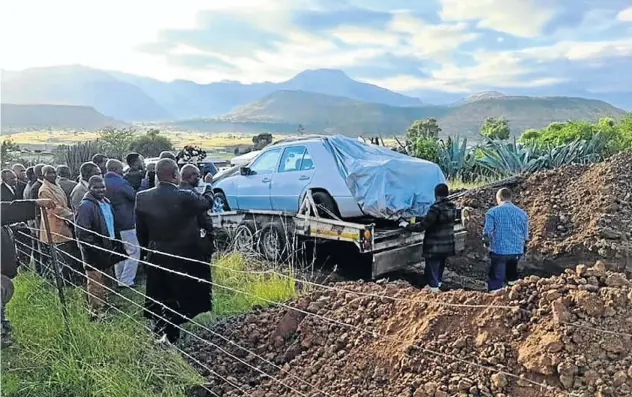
[1,273,201,397]
[211,252,297,316]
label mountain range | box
[1,65,628,137]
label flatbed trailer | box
[210,191,466,279]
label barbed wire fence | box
[7,208,623,396]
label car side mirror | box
[240,166,251,176]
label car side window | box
[249,148,281,174]
[278,146,307,173]
[300,150,315,171]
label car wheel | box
[311,191,340,218]
[258,222,288,262]
[213,191,230,212]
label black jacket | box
[135,182,213,321]
[1,184,17,202]
[29,180,43,200]
[124,170,144,192]
[179,182,214,256]
[75,192,125,270]
[1,200,38,278]
[407,198,457,257]
[104,172,136,231]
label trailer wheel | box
[311,191,340,218]
[233,221,257,253]
[258,222,288,262]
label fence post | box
[41,208,71,334]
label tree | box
[129,129,174,157]
[412,137,439,162]
[406,118,442,140]
[98,127,137,159]
[1,139,21,168]
[480,116,510,140]
[518,128,541,145]
[252,133,273,150]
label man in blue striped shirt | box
[483,188,529,291]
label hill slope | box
[1,66,170,121]
[5,65,423,121]
[1,104,127,131]
[173,91,626,136]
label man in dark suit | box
[135,159,213,343]
[11,164,27,199]
[1,170,18,202]
[29,164,45,200]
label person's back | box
[104,161,136,232]
[483,188,529,291]
[423,198,457,257]
[136,184,204,249]
[484,201,528,255]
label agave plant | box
[475,138,542,178]
[436,136,477,180]
[536,132,608,169]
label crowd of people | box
[1,150,215,347]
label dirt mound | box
[184,261,632,397]
[455,151,632,277]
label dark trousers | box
[424,255,447,288]
[488,253,521,291]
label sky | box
[1,0,632,101]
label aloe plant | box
[436,136,477,180]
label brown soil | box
[453,151,632,281]
[185,261,632,397]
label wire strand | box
[58,216,524,312]
[46,246,311,397]
[20,250,247,397]
[40,230,554,392]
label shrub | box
[480,116,510,140]
[129,129,174,157]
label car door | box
[236,148,282,210]
[270,145,316,211]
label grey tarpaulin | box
[324,135,446,220]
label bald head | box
[106,159,124,175]
[159,151,176,160]
[42,165,57,184]
[180,164,200,187]
[56,165,71,179]
[156,159,179,184]
[34,164,45,180]
[1,169,17,187]
[11,164,27,183]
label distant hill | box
[1,104,127,131]
[169,91,626,137]
[3,65,423,121]
[1,66,171,121]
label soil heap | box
[454,151,632,279]
[185,261,632,397]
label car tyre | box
[213,191,230,212]
[311,191,340,218]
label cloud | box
[439,0,555,37]
[617,6,632,21]
[389,12,479,58]
[2,0,631,105]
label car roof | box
[270,135,326,147]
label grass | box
[1,273,202,397]
[448,178,492,191]
[210,252,297,316]
[1,253,299,396]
